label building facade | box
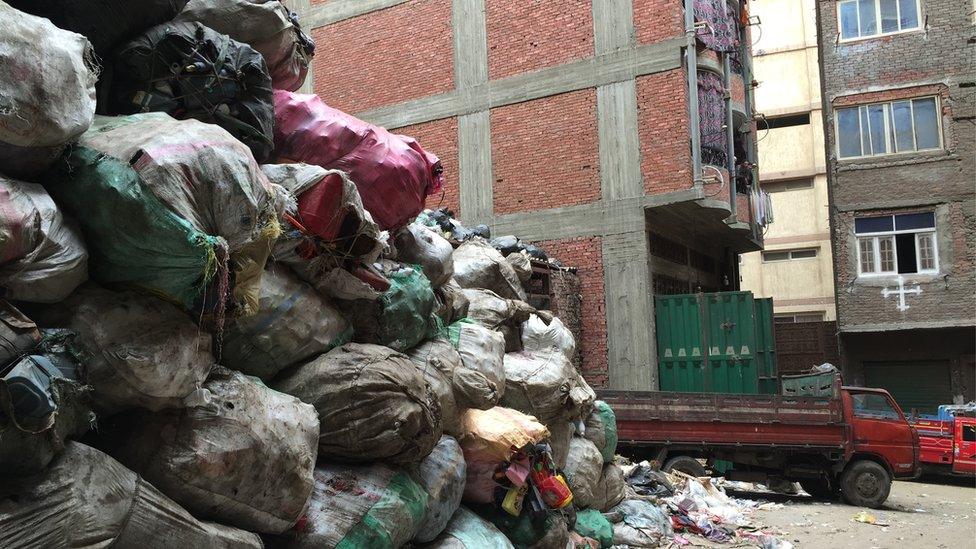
[292,0,764,390]
[739,0,837,325]
[816,0,975,411]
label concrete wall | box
[739,0,836,321]
[296,0,759,391]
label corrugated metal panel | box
[863,361,952,415]
[656,291,777,394]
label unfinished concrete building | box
[293,0,765,390]
[816,0,976,411]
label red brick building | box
[291,0,764,390]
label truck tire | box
[662,455,707,477]
[799,477,837,500]
[840,460,891,508]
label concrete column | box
[603,230,657,390]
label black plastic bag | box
[108,21,275,162]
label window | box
[774,312,826,323]
[854,212,938,275]
[836,97,941,158]
[765,179,814,193]
[762,248,819,263]
[852,393,902,420]
[963,425,976,443]
[764,113,811,130]
[838,0,921,40]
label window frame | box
[854,214,940,277]
[834,96,944,159]
[836,0,923,42]
[761,248,820,263]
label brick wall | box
[637,70,692,194]
[486,0,594,80]
[634,0,685,45]
[490,90,601,215]
[311,0,454,113]
[394,117,461,216]
[535,237,609,387]
[818,0,975,331]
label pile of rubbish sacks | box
[0,2,634,547]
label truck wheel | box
[663,456,707,477]
[799,478,837,500]
[840,460,891,508]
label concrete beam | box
[304,0,408,28]
[358,38,684,128]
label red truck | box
[911,412,976,476]
[601,378,919,508]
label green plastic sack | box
[471,504,561,549]
[45,146,225,313]
[584,401,618,463]
[574,509,613,549]
[426,507,514,548]
[338,265,440,352]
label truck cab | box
[912,406,976,476]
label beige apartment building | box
[739,0,836,323]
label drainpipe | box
[740,15,760,241]
[723,53,736,219]
[685,0,703,190]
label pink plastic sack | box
[273,91,443,231]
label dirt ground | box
[729,475,976,548]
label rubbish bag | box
[174,0,314,91]
[470,505,566,549]
[273,343,441,465]
[444,320,506,410]
[221,263,351,380]
[0,331,92,477]
[395,222,455,288]
[414,436,467,543]
[110,21,275,162]
[103,367,318,534]
[0,442,262,549]
[265,164,382,276]
[453,239,527,301]
[0,300,41,366]
[273,90,444,231]
[337,265,440,352]
[34,284,212,413]
[547,420,574,470]
[529,515,570,549]
[490,235,522,255]
[425,506,515,549]
[462,288,536,352]
[5,0,188,57]
[0,3,97,178]
[500,350,596,426]
[574,509,613,549]
[434,280,470,326]
[457,407,549,503]
[281,461,427,549]
[564,438,603,509]
[0,177,88,303]
[623,462,673,498]
[583,401,618,463]
[506,251,533,283]
[408,339,463,435]
[521,314,576,362]
[609,500,673,547]
[590,464,627,512]
[47,114,280,318]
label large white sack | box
[105,367,318,534]
[222,263,350,379]
[521,313,576,361]
[590,463,627,512]
[500,350,596,426]
[0,177,88,303]
[395,221,454,288]
[408,339,463,435]
[426,507,515,549]
[273,343,441,464]
[282,461,427,548]
[35,284,212,413]
[564,437,603,509]
[461,288,535,352]
[505,251,533,283]
[175,0,314,91]
[414,436,467,543]
[445,321,506,410]
[0,442,261,549]
[452,239,526,300]
[0,4,96,149]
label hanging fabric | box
[697,71,727,167]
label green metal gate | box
[656,291,778,394]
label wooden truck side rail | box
[599,389,849,451]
